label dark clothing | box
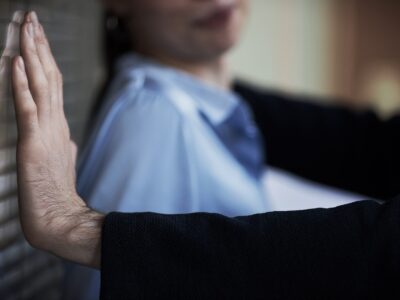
[101,199,400,299]
[235,82,400,199]
[100,83,400,299]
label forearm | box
[23,192,105,269]
[101,199,400,298]
[9,12,104,270]
[58,207,104,269]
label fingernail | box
[12,11,25,24]
[27,22,35,38]
[30,11,39,24]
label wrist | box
[42,195,105,269]
[65,206,105,269]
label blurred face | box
[106,0,249,63]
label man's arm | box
[101,199,400,299]
[235,82,400,199]
[11,12,400,299]
[11,11,103,268]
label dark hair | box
[86,12,132,136]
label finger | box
[20,19,51,122]
[29,12,62,110]
[12,10,25,24]
[11,56,39,139]
[29,12,59,72]
[1,11,24,61]
[2,21,21,57]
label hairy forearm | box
[10,11,106,270]
[24,194,105,268]
[63,207,105,269]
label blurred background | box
[231,0,400,117]
[0,0,399,298]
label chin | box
[175,24,242,62]
[209,18,243,56]
[205,33,240,57]
[186,41,235,63]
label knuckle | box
[16,77,29,91]
[27,46,38,57]
[20,102,37,117]
[47,69,59,81]
[33,77,49,92]
[46,69,62,83]
[35,32,47,45]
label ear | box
[100,0,129,16]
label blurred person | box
[80,0,267,217]
[9,12,400,299]
[62,0,400,298]
[8,10,400,300]
[65,1,269,298]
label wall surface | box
[0,1,101,299]
[331,0,400,115]
[230,0,400,114]
[230,0,334,99]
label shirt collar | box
[116,53,239,125]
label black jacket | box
[235,82,400,199]
[100,83,400,299]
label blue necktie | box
[208,100,265,179]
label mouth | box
[192,4,237,30]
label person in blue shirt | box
[11,9,400,300]
[78,53,268,216]
[64,0,270,298]
[10,23,400,296]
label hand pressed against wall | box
[11,11,103,268]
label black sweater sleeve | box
[234,82,400,200]
[101,198,400,299]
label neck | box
[138,51,232,91]
[167,57,232,91]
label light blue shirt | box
[63,53,270,299]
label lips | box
[193,5,236,29]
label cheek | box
[127,1,244,60]
[174,20,241,59]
